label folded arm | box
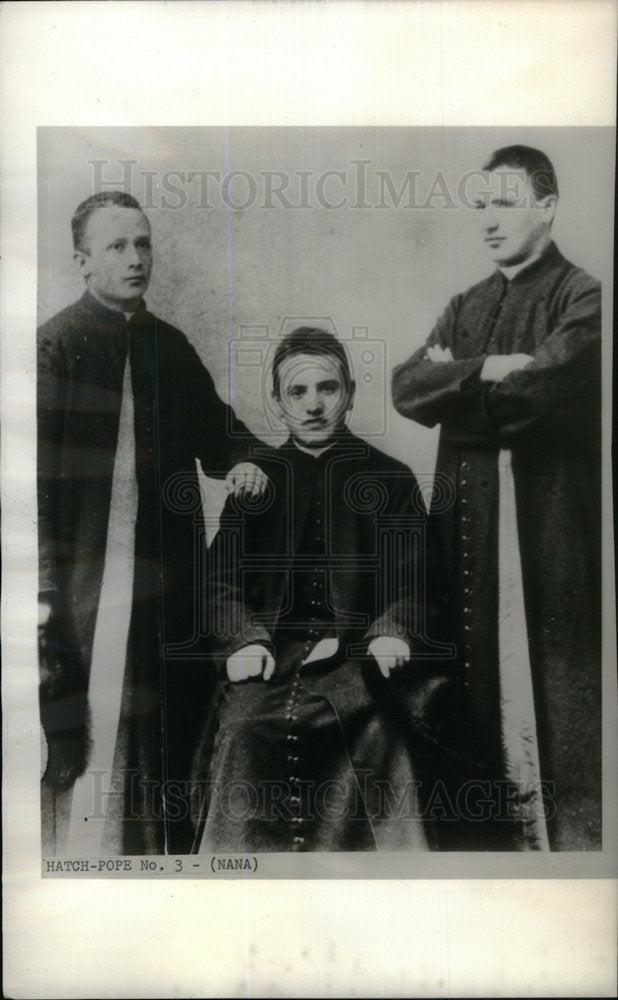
[392,278,601,444]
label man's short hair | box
[482,145,559,201]
[71,191,145,251]
[272,327,353,397]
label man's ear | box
[346,380,356,412]
[539,194,558,225]
[74,249,90,280]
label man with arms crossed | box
[392,146,601,850]
[38,191,266,855]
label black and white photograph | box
[2,2,616,997]
[36,125,613,866]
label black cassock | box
[192,431,453,853]
[393,243,602,850]
[38,291,256,854]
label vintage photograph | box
[3,2,616,996]
[37,126,613,868]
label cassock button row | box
[460,479,468,486]
[461,461,469,470]
[291,816,303,824]
[293,837,305,845]
[463,607,471,614]
[290,796,300,805]
[287,734,298,742]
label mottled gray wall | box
[38,126,614,509]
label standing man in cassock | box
[392,145,602,851]
[191,328,450,853]
[38,190,267,855]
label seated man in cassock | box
[38,190,267,856]
[191,327,450,853]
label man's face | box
[274,352,354,449]
[474,168,556,267]
[75,207,153,310]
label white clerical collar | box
[292,438,338,459]
[498,249,544,282]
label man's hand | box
[225,462,269,497]
[426,345,454,363]
[480,353,534,383]
[226,644,275,682]
[368,635,410,678]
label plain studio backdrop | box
[38,126,614,528]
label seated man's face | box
[275,351,353,449]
